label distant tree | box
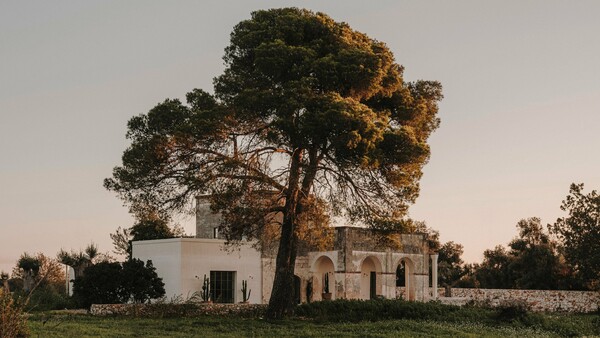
[110,210,185,259]
[415,222,467,287]
[110,226,131,257]
[549,183,600,290]
[12,253,64,294]
[1,271,10,292]
[121,259,165,303]
[15,254,40,293]
[438,241,466,287]
[474,245,514,289]
[472,217,570,290]
[105,8,442,318]
[72,259,165,308]
[57,243,99,279]
[507,217,563,290]
[72,261,124,308]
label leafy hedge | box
[295,299,482,323]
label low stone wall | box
[437,288,600,313]
[90,303,267,317]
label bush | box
[0,289,29,338]
[73,259,165,308]
[26,287,74,311]
[73,261,124,308]
[494,300,530,323]
[294,299,475,323]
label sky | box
[1,1,599,274]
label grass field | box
[28,312,600,337]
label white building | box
[132,198,438,304]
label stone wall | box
[436,288,600,313]
[90,303,267,317]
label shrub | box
[494,300,530,322]
[73,261,124,308]
[295,299,470,323]
[73,259,165,308]
[25,286,73,312]
[0,289,29,338]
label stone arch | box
[312,255,335,301]
[360,256,383,300]
[293,275,301,304]
[396,257,416,301]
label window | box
[210,271,235,303]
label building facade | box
[132,197,438,304]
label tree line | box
[430,183,600,291]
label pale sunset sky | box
[1,1,599,274]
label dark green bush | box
[26,287,74,311]
[73,259,165,308]
[494,300,530,323]
[294,299,474,323]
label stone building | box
[132,196,438,304]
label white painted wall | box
[132,238,262,304]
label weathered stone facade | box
[132,199,436,305]
[262,227,433,303]
[434,288,600,313]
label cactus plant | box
[241,279,251,303]
[201,274,210,302]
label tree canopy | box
[105,8,442,318]
[550,183,600,290]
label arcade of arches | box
[262,227,439,303]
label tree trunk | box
[266,149,303,319]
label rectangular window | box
[210,271,235,303]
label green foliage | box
[550,183,600,290]
[0,289,29,338]
[473,218,567,290]
[25,287,74,312]
[105,7,442,318]
[26,305,600,337]
[414,222,468,287]
[72,259,165,308]
[295,299,470,323]
[494,300,532,323]
[57,243,98,279]
[121,259,165,304]
[72,261,124,308]
[438,241,466,287]
[110,211,184,260]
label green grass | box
[28,311,600,337]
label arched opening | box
[396,262,406,287]
[396,258,416,301]
[313,255,335,301]
[360,256,382,300]
[293,275,301,304]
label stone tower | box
[195,195,221,239]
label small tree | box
[16,253,40,293]
[57,243,99,279]
[121,259,165,303]
[72,259,165,308]
[550,183,600,290]
[72,261,124,308]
